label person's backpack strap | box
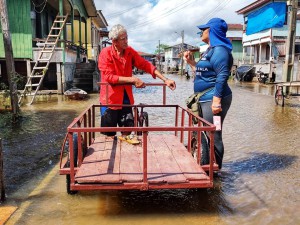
[186,87,213,124]
[204,47,215,61]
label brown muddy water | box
[1,74,300,225]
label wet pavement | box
[1,74,300,225]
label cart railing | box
[59,103,216,190]
[98,82,167,105]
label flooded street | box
[2,74,300,225]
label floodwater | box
[2,74,300,225]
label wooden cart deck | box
[59,101,217,193]
[75,135,209,185]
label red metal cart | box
[59,83,218,194]
[274,81,300,107]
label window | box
[245,46,251,56]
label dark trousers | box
[200,94,232,169]
[100,106,134,136]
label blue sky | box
[96,0,256,53]
[148,0,159,6]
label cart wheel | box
[191,136,197,160]
[66,174,78,195]
[143,112,149,127]
[275,87,284,107]
[190,131,210,165]
[65,134,79,195]
[65,134,79,167]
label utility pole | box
[0,0,19,117]
[158,40,161,71]
[282,0,297,93]
[180,30,184,76]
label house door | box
[266,44,270,61]
[256,45,260,63]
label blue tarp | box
[246,2,286,35]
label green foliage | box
[154,43,169,54]
[0,72,24,111]
[0,112,12,128]
[0,112,17,139]
[0,82,10,109]
[0,72,25,91]
[11,72,26,90]
[0,111,22,138]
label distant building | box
[227,24,243,66]
[236,0,300,81]
[133,51,156,74]
[163,43,197,73]
[0,0,108,95]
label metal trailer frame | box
[59,83,218,193]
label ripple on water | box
[3,75,300,225]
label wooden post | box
[283,0,297,89]
[0,0,19,117]
[180,30,184,76]
[0,138,5,202]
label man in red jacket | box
[98,24,176,138]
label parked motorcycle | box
[257,67,269,84]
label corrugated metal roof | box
[236,0,271,15]
[83,0,97,17]
[92,10,108,29]
[228,24,243,30]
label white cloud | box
[95,0,255,53]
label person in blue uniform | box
[183,18,233,169]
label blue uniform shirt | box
[194,46,233,102]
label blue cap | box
[197,18,228,32]
[196,17,232,51]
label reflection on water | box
[3,75,300,225]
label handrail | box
[67,104,214,130]
[61,103,216,190]
[98,82,167,105]
[61,83,216,190]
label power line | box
[123,0,233,52]
[127,0,197,31]
[127,0,232,32]
[31,0,47,13]
[128,0,195,29]
[132,39,158,43]
[105,3,150,19]
[197,0,232,24]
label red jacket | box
[98,46,156,109]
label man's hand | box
[165,79,176,90]
[133,76,146,88]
